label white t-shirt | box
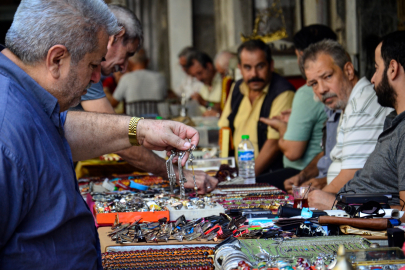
[327,77,394,184]
[113,69,167,102]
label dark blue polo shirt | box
[0,45,102,269]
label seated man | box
[218,39,295,176]
[301,40,392,195]
[257,25,336,189]
[74,5,217,192]
[109,49,167,115]
[187,51,223,115]
[174,46,203,100]
[309,31,405,212]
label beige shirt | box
[218,81,294,157]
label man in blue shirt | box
[0,1,199,269]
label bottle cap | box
[242,135,249,140]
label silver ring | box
[207,186,211,189]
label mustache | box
[248,77,265,83]
[321,92,337,102]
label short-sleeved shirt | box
[69,80,106,111]
[316,108,341,178]
[0,47,101,269]
[83,80,106,101]
[327,77,394,184]
[283,84,326,170]
[218,80,295,157]
[340,110,405,206]
[113,69,167,103]
[199,72,222,103]
[198,72,223,113]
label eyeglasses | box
[354,201,385,218]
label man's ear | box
[112,28,126,44]
[344,62,355,80]
[207,62,214,71]
[389,59,400,81]
[270,59,274,72]
[46,45,70,79]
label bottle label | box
[238,150,254,161]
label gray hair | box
[214,50,235,69]
[5,0,121,65]
[301,39,351,71]
[108,4,143,49]
[178,46,197,58]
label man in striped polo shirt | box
[302,40,393,207]
[308,31,405,212]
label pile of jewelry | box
[102,247,215,270]
[212,183,285,196]
[234,236,371,269]
[214,194,292,213]
[107,214,247,244]
[166,145,198,199]
[166,197,218,210]
[93,193,165,214]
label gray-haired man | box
[303,40,392,208]
[77,5,217,193]
[0,0,199,268]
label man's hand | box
[284,173,305,194]
[190,92,205,106]
[308,190,336,210]
[203,109,220,117]
[137,120,198,165]
[301,177,327,190]
[182,170,218,194]
[279,109,292,123]
[259,117,287,133]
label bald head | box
[214,51,235,78]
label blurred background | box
[1,0,404,91]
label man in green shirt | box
[257,25,336,190]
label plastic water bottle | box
[238,135,255,184]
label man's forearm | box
[322,168,359,193]
[298,151,324,183]
[116,147,168,178]
[65,111,132,161]
[255,139,281,176]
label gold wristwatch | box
[128,117,144,146]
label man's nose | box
[318,80,328,94]
[252,67,259,77]
[371,72,376,85]
[91,65,102,83]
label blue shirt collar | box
[324,106,341,122]
[0,45,60,127]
